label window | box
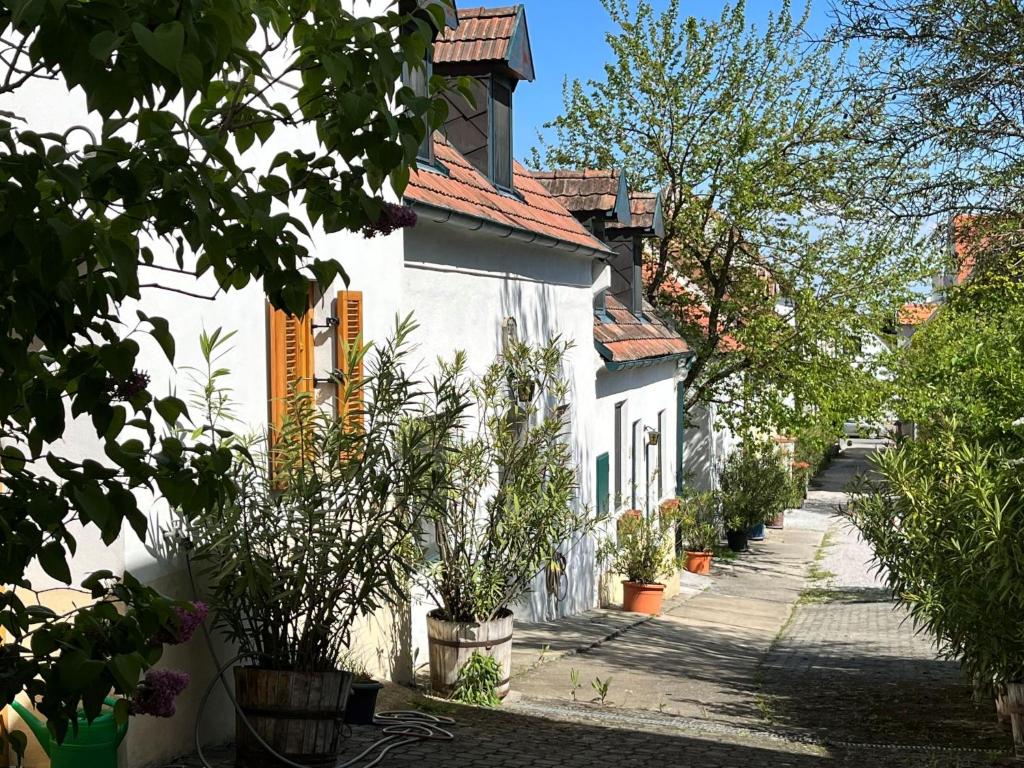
[657,410,666,499]
[335,290,364,428]
[632,420,643,510]
[491,76,513,190]
[404,57,433,163]
[613,402,625,508]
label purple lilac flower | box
[130,669,190,718]
[106,370,151,401]
[361,203,417,239]
[157,601,208,645]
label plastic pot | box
[683,551,713,575]
[748,522,766,541]
[725,529,748,552]
[344,681,383,725]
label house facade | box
[534,171,690,602]
[0,2,741,766]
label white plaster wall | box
[400,219,600,655]
[683,401,739,491]
[594,361,680,518]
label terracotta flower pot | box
[622,581,665,614]
[683,550,713,575]
[768,510,785,529]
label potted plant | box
[417,338,590,699]
[338,653,384,726]
[184,321,466,765]
[720,441,791,551]
[599,511,675,614]
[678,491,720,574]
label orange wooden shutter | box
[267,300,315,439]
[336,290,364,425]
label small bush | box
[452,652,503,708]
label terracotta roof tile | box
[435,6,518,67]
[613,192,659,232]
[899,302,937,326]
[405,134,611,253]
[533,169,622,216]
[595,296,689,363]
[647,265,741,351]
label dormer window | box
[491,76,513,190]
[431,5,535,191]
[404,56,434,164]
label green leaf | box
[89,31,120,61]
[132,21,185,72]
[109,653,142,693]
[7,730,27,759]
[38,541,72,584]
[155,396,188,426]
[113,697,131,726]
[178,53,204,93]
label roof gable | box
[434,5,535,81]
[533,168,632,225]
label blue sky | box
[514,0,834,161]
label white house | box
[0,4,640,766]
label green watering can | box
[9,697,128,768]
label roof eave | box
[406,198,613,259]
[594,341,692,371]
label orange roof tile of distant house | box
[405,134,610,254]
[899,302,937,326]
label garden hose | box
[181,553,456,768]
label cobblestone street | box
[171,443,1015,768]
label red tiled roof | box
[435,6,518,67]
[405,134,611,253]
[899,302,937,326]
[613,191,659,232]
[595,296,689,364]
[533,169,622,217]
[648,264,741,352]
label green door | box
[596,452,610,519]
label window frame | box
[489,73,514,192]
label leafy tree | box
[894,264,1024,444]
[533,0,924,433]
[0,0,451,753]
[832,0,1024,235]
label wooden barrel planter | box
[427,609,513,698]
[1006,681,1024,754]
[233,667,353,767]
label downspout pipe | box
[408,200,612,260]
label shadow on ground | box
[172,697,1005,768]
